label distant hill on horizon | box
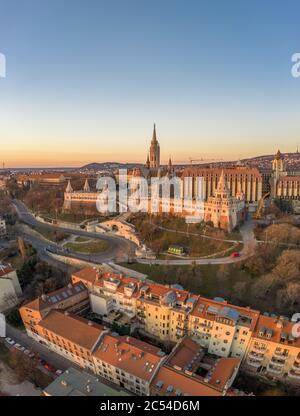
[80,162,145,170]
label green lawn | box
[64,240,110,253]
[33,226,69,243]
[38,211,110,224]
[129,213,242,257]
[74,236,90,243]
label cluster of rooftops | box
[21,266,300,350]
[18,264,300,395]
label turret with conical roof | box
[167,155,174,176]
[215,170,230,198]
[272,149,285,175]
[65,180,73,193]
[83,178,90,192]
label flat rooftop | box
[43,367,131,397]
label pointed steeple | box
[152,123,157,143]
[216,170,229,196]
[66,180,73,193]
[146,153,150,169]
[276,149,283,160]
[168,155,172,168]
[83,178,90,192]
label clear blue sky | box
[0,0,299,167]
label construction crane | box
[253,192,270,220]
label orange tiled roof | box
[167,337,201,369]
[253,315,300,348]
[93,334,164,381]
[72,267,99,284]
[151,366,222,396]
[182,166,262,178]
[208,357,240,390]
[38,310,104,351]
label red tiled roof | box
[151,366,222,396]
[93,334,164,381]
[38,310,104,351]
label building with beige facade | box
[20,266,300,389]
[271,150,300,200]
[150,337,242,396]
[243,314,300,383]
[181,166,263,206]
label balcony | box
[295,354,300,364]
[273,350,288,359]
[271,358,285,367]
[288,370,300,381]
[267,365,282,375]
[246,359,261,369]
[248,352,264,361]
[252,345,267,354]
[292,362,300,372]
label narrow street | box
[13,199,137,263]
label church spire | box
[146,153,150,169]
[152,123,157,143]
[149,123,160,169]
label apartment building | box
[43,367,131,396]
[72,269,140,318]
[20,267,300,387]
[37,310,105,372]
[244,315,300,383]
[188,297,260,358]
[136,283,199,343]
[93,333,166,395]
[71,268,300,385]
[150,337,241,396]
[20,282,89,341]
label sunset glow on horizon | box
[0,0,300,168]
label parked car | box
[55,369,63,376]
[14,344,25,352]
[39,358,47,365]
[230,252,240,258]
[5,337,15,346]
[43,363,56,373]
[23,349,35,359]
